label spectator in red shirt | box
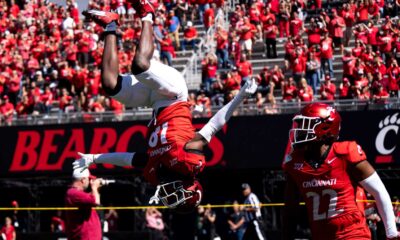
[16,95,32,117]
[297,78,314,102]
[0,217,16,240]
[109,98,124,120]
[278,1,290,38]
[378,26,394,62]
[59,88,74,113]
[215,26,230,68]
[239,17,254,56]
[387,60,400,96]
[7,70,21,106]
[181,21,198,51]
[366,21,379,51]
[159,32,174,66]
[290,12,304,37]
[282,77,298,102]
[66,43,78,68]
[305,17,325,47]
[249,3,262,40]
[261,7,276,25]
[320,75,337,100]
[65,168,102,240]
[372,84,390,103]
[264,18,278,58]
[32,95,47,115]
[229,34,241,65]
[225,67,242,96]
[236,53,253,83]
[194,89,211,117]
[90,96,105,113]
[0,73,5,96]
[329,9,345,54]
[367,1,380,20]
[0,95,14,126]
[320,32,334,79]
[341,3,355,46]
[202,53,218,93]
[203,3,215,30]
[290,47,307,82]
[342,48,356,81]
[339,77,352,99]
[77,32,90,68]
[256,66,271,94]
[357,2,369,23]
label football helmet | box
[149,180,203,213]
[290,103,341,145]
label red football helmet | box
[149,180,203,213]
[290,103,341,145]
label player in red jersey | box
[282,103,399,240]
[72,3,257,212]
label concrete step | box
[175,50,195,58]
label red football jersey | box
[143,102,205,185]
[283,141,371,240]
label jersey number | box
[306,189,344,221]
[148,122,168,147]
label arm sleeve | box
[94,152,135,167]
[94,152,148,168]
[198,92,246,142]
[359,172,398,238]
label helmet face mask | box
[290,115,323,145]
[289,103,341,146]
[149,180,202,212]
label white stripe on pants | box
[253,221,265,240]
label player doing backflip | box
[73,1,257,212]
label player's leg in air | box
[75,2,259,211]
[83,10,152,108]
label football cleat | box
[82,10,119,27]
[130,0,155,18]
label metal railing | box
[181,38,204,90]
[3,98,400,126]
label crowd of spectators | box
[0,0,211,125]
[199,0,400,116]
[1,0,400,125]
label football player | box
[73,2,257,212]
[282,103,399,239]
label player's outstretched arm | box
[352,160,399,239]
[72,152,147,170]
[196,78,258,144]
[282,174,301,240]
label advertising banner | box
[0,110,399,177]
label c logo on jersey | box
[375,113,400,155]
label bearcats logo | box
[375,113,400,155]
